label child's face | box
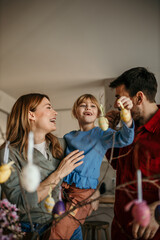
[76,98,98,125]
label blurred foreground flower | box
[0,199,25,239]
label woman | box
[0,93,86,239]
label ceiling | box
[0,0,160,108]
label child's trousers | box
[49,182,95,240]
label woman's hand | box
[56,150,84,180]
[37,150,84,202]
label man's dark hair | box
[109,67,157,102]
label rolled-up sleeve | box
[101,120,134,150]
[114,121,135,148]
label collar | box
[143,105,160,133]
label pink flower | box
[0,199,10,209]
[0,199,24,239]
[9,204,18,212]
[8,211,19,222]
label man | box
[106,67,160,240]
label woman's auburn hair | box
[2,93,63,159]
[72,94,101,118]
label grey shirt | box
[0,138,65,224]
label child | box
[50,94,134,240]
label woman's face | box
[30,97,57,134]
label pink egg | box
[132,201,150,227]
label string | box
[59,186,62,201]
[27,131,34,164]
[4,141,10,164]
[137,169,142,202]
[117,100,124,109]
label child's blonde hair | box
[72,94,101,119]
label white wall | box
[0,90,15,113]
[0,90,15,144]
[0,0,159,104]
[0,90,15,198]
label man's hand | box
[117,96,133,110]
[132,202,159,239]
[105,110,120,130]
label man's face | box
[114,84,141,121]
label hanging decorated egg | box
[20,131,41,192]
[117,99,131,123]
[20,163,41,192]
[120,108,131,122]
[132,201,150,227]
[45,196,55,213]
[125,170,150,227]
[125,200,150,227]
[155,205,160,224]
[0,141,14,184]
[98,117,109,131]
[44,186,55,213]
[52,186,66,218]
[0,161,14,183]
[52,200,65,218]
[98,104,109,131]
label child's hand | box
[117,96,133,110]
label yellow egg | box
[44,196,55,213]
[0,161,14,183]
[120,109,131,123]
[98,116,109,131]
[117,99,131,123]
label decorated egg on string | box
[0,141,14,184]
[120,108,131,122]
[20,131,41,192]
[125,200,151,227]
[44,196,55,213]
[132,201,150,227]
[52,200,65,218]
[44,186,55,213]
[52,186,66,218]
[20,163,41,192]
[98,117,109,131]
[0,161,14,183]
[117,99,131,123]
[155,205,160,224]
[125,170,150,227]
[98,104,109,131]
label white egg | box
[20,163,41,192]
